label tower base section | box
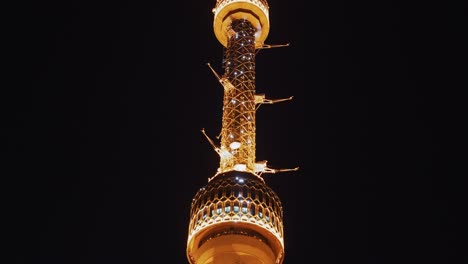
[187,221,284,264]
[194,234,277,264]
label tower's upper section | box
[212,0,270,48]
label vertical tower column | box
[186,1,291,264]
[220,19,257,173]
[211,0,270,177]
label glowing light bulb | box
[230,141,241,149]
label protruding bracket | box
[201,128,221,156]
[256,43,290,54]
[255,160,299,176]
[261,43,290,49]
[267,166,300,174]
[207,62,235,91]
[255,94,294,110]
[255,94,294,104]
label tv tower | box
[186,0,298,263]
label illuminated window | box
[242,202,248,214]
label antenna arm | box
[259,43,290,50]
[255,94,294,105]
[267,166,300,174]
[255,160,299,175]
[262,96,294,104]
[201,128,220,155]
[207,62,235,91]
[207,62,222,81]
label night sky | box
[9,0,465,263]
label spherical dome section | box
[186,172,284,264]
[212,0,270,48]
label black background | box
[7,0,465,263]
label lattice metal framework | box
[219,19,257,175]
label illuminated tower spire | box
[187,1,298,263]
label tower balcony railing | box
[214,0,269,11]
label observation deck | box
[212,0,270,48]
